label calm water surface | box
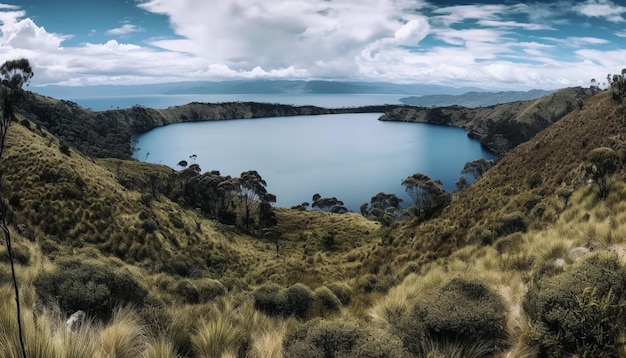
[133,113,496,211]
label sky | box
[1,0,626,90]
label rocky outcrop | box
[380,87,595,154]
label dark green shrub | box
[284,283,315,319]
[315,286,342,313]
[398,278,508,355]
[252,283,287,317]
[523,252,626,357]
[494,211,527,237]
[253,283,314,318]
[176,279,199,304]
[196,278,226,302]
[34,258,148,320]
[283,318,409,358]
[326,282,352,305]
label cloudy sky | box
[1,0,626,90]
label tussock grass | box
[100,308,146,358]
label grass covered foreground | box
[2,88,626,357]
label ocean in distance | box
[70,93,406,111]
[131,111,496,211]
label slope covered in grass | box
[3,88,626,357]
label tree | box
[237,170,276,230]
[177,160,188,169]
[585,147,620,200]
[402,173,451,220]
[0,58,33,358]
[311,195,348,214]
[361,192,403,226]
[462,158,494,180]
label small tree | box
[237,170,276,230]
[462,158,494,180]
[0,58,33,358]
[585,147,620,200]
[402,173,451,220]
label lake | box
[132,113,496,211]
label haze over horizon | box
[2,0,625,91]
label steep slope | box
[3,116,382,288]
[381,86,595,153]
[370,88,625,275]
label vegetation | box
[6,58,626,357]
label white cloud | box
[574,0,626,22]
[0,0,619,91]
[106,24,144,36]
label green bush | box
[397,277,508,356]
[283,318,409,358]
[252,283,314,318]
[252,283,287,317]
[34,258,148,320]
[284,283,315,319]
[326,282,352,305]
[523,252,626,357]
[314,286,342,313]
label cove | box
[132,113,496,211]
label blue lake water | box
[133,113,496,211]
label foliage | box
[252,283,315,319]
[34,258,148,320]
[523,252,626,357]
[360,192,403,226]
[312,193,348,214]
[462,158,494,180]
[283,318,410,358]
[401,173,451,221]
[607,68,626,100]
[585,147,620,200]
[396,277,508,356]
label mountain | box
[399,89,554,107]
[3,86,626,357]
[33,79,486,99]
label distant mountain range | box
[32,80,557,109]
[34,80,486,98]
[399,89,555,108]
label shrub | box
[494,211,527,237]
[283,318,409,358]
[34,258,148,320]
[252,283,287,317]
[284,283,315,319]
[523,252,626,357]
[314,286,342,313]
[326,282,352,305]
[397,277,508,355]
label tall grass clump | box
[100,308,146,358]
[191,313,244,358]
[142,336,178,358]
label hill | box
[34,79,485,98]
[399,89,554,107]
[382,86,594,153]
[16,87,593,161]
[2,87,626,357]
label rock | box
[554,258,566,267]
[569,247,590,261]
[66,310,86,332]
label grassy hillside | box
[2,88,626,357]
[382,86,595,153]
